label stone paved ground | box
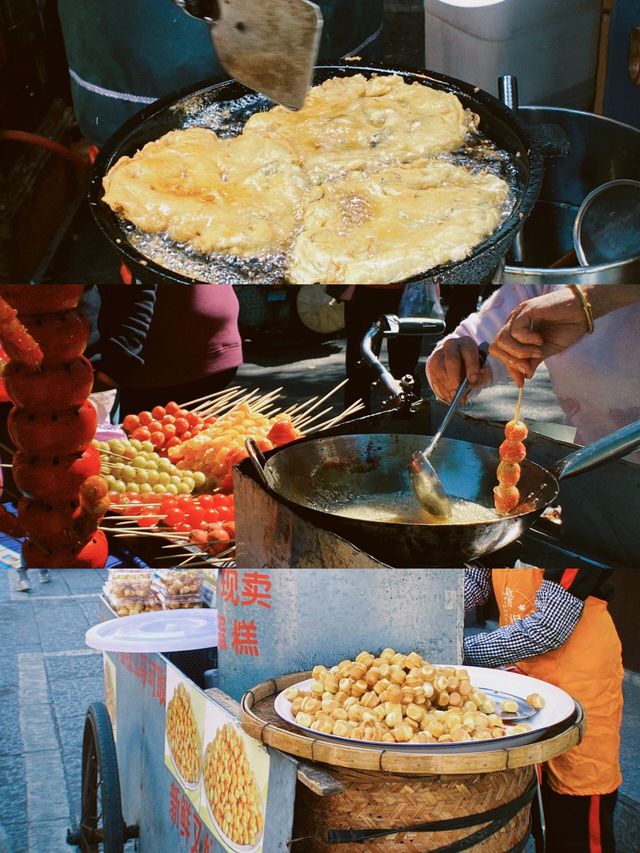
[0,569,108,853]
[238,333,567,429]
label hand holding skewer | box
[488,285,600,386]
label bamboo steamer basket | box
[242,671,585,852]
[292,764,533,852]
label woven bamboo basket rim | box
[240,670,585,776]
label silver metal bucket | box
[503,106,640,283]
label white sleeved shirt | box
[427,285,640,456]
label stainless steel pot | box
[503,106,640,284]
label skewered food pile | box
[169,405,303,491]
[494,388,528,515]
[0,286,109,567]
[102,74,511,285]
[284,650,536,744]
[204,723,263,847]
[94,437,204,497]
[102,382,358,566]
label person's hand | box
[489,287,590,386]
[426,336,491,403]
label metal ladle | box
[409,343,489,520]
[573,179,640,266]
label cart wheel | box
[78,702,125,853]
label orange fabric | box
[492,569,623,796]
[589,795,602,853]
[559,568,579,591]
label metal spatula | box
[175,0,323,110]
[410,343,489,520]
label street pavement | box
[1,569,639,852]
[0,569,109,853]
[238,335,567,431]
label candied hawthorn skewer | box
[68,475,111,544]
[0,297,43,369]
[494,386,527,515]
[0,285,109,568]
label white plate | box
[85,608,217,653]
[167,739,202,792]
[274,666,576,753]
[203,765,264,853]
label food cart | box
[68,569,584,853]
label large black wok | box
[246,421,640,567]
[89,64,544,285]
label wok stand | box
[235,401,640,568]
[360,314,445,411]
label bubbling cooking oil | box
[333,493,500,525]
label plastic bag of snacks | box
[107,569,153,598]
[153,569,202,596]
[201,568,217,608]
[152,570,203,610]
[103,581,162,617]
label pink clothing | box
[124,285,242,388]
[427,285,640,458]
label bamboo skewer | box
[107,515,168,523]
[190,388,245,414]
[308,399,365,433]
[284,396,318,417]
[261,407,283,419]
[196,387,261,416]
[180,386,242,409]
[293,406,334,430]
[514,385,524,424]
[292,377,348,424]
[111,530,189,540]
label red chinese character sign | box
[217,569,273,667]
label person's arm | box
[463,567,613,668]
[425,285,543,402]
[93,284,158,386]
[464,568,492,611]
[489,285,640,386]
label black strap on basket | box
[323,775,538,850]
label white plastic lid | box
[85,608,217,653]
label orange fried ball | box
[499,440,527,464]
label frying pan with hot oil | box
[245,422,640,566]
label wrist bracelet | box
[571,285,595,334]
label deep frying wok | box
[246,422,640,566]
[89,65,544,286]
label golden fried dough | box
[102,75,510,282]
[102,127,309,256]
[244,74,472,179]
[287,161,509,284]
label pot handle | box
[552,419,640,480]
[245,438,276,491]
[529,124,572,158]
